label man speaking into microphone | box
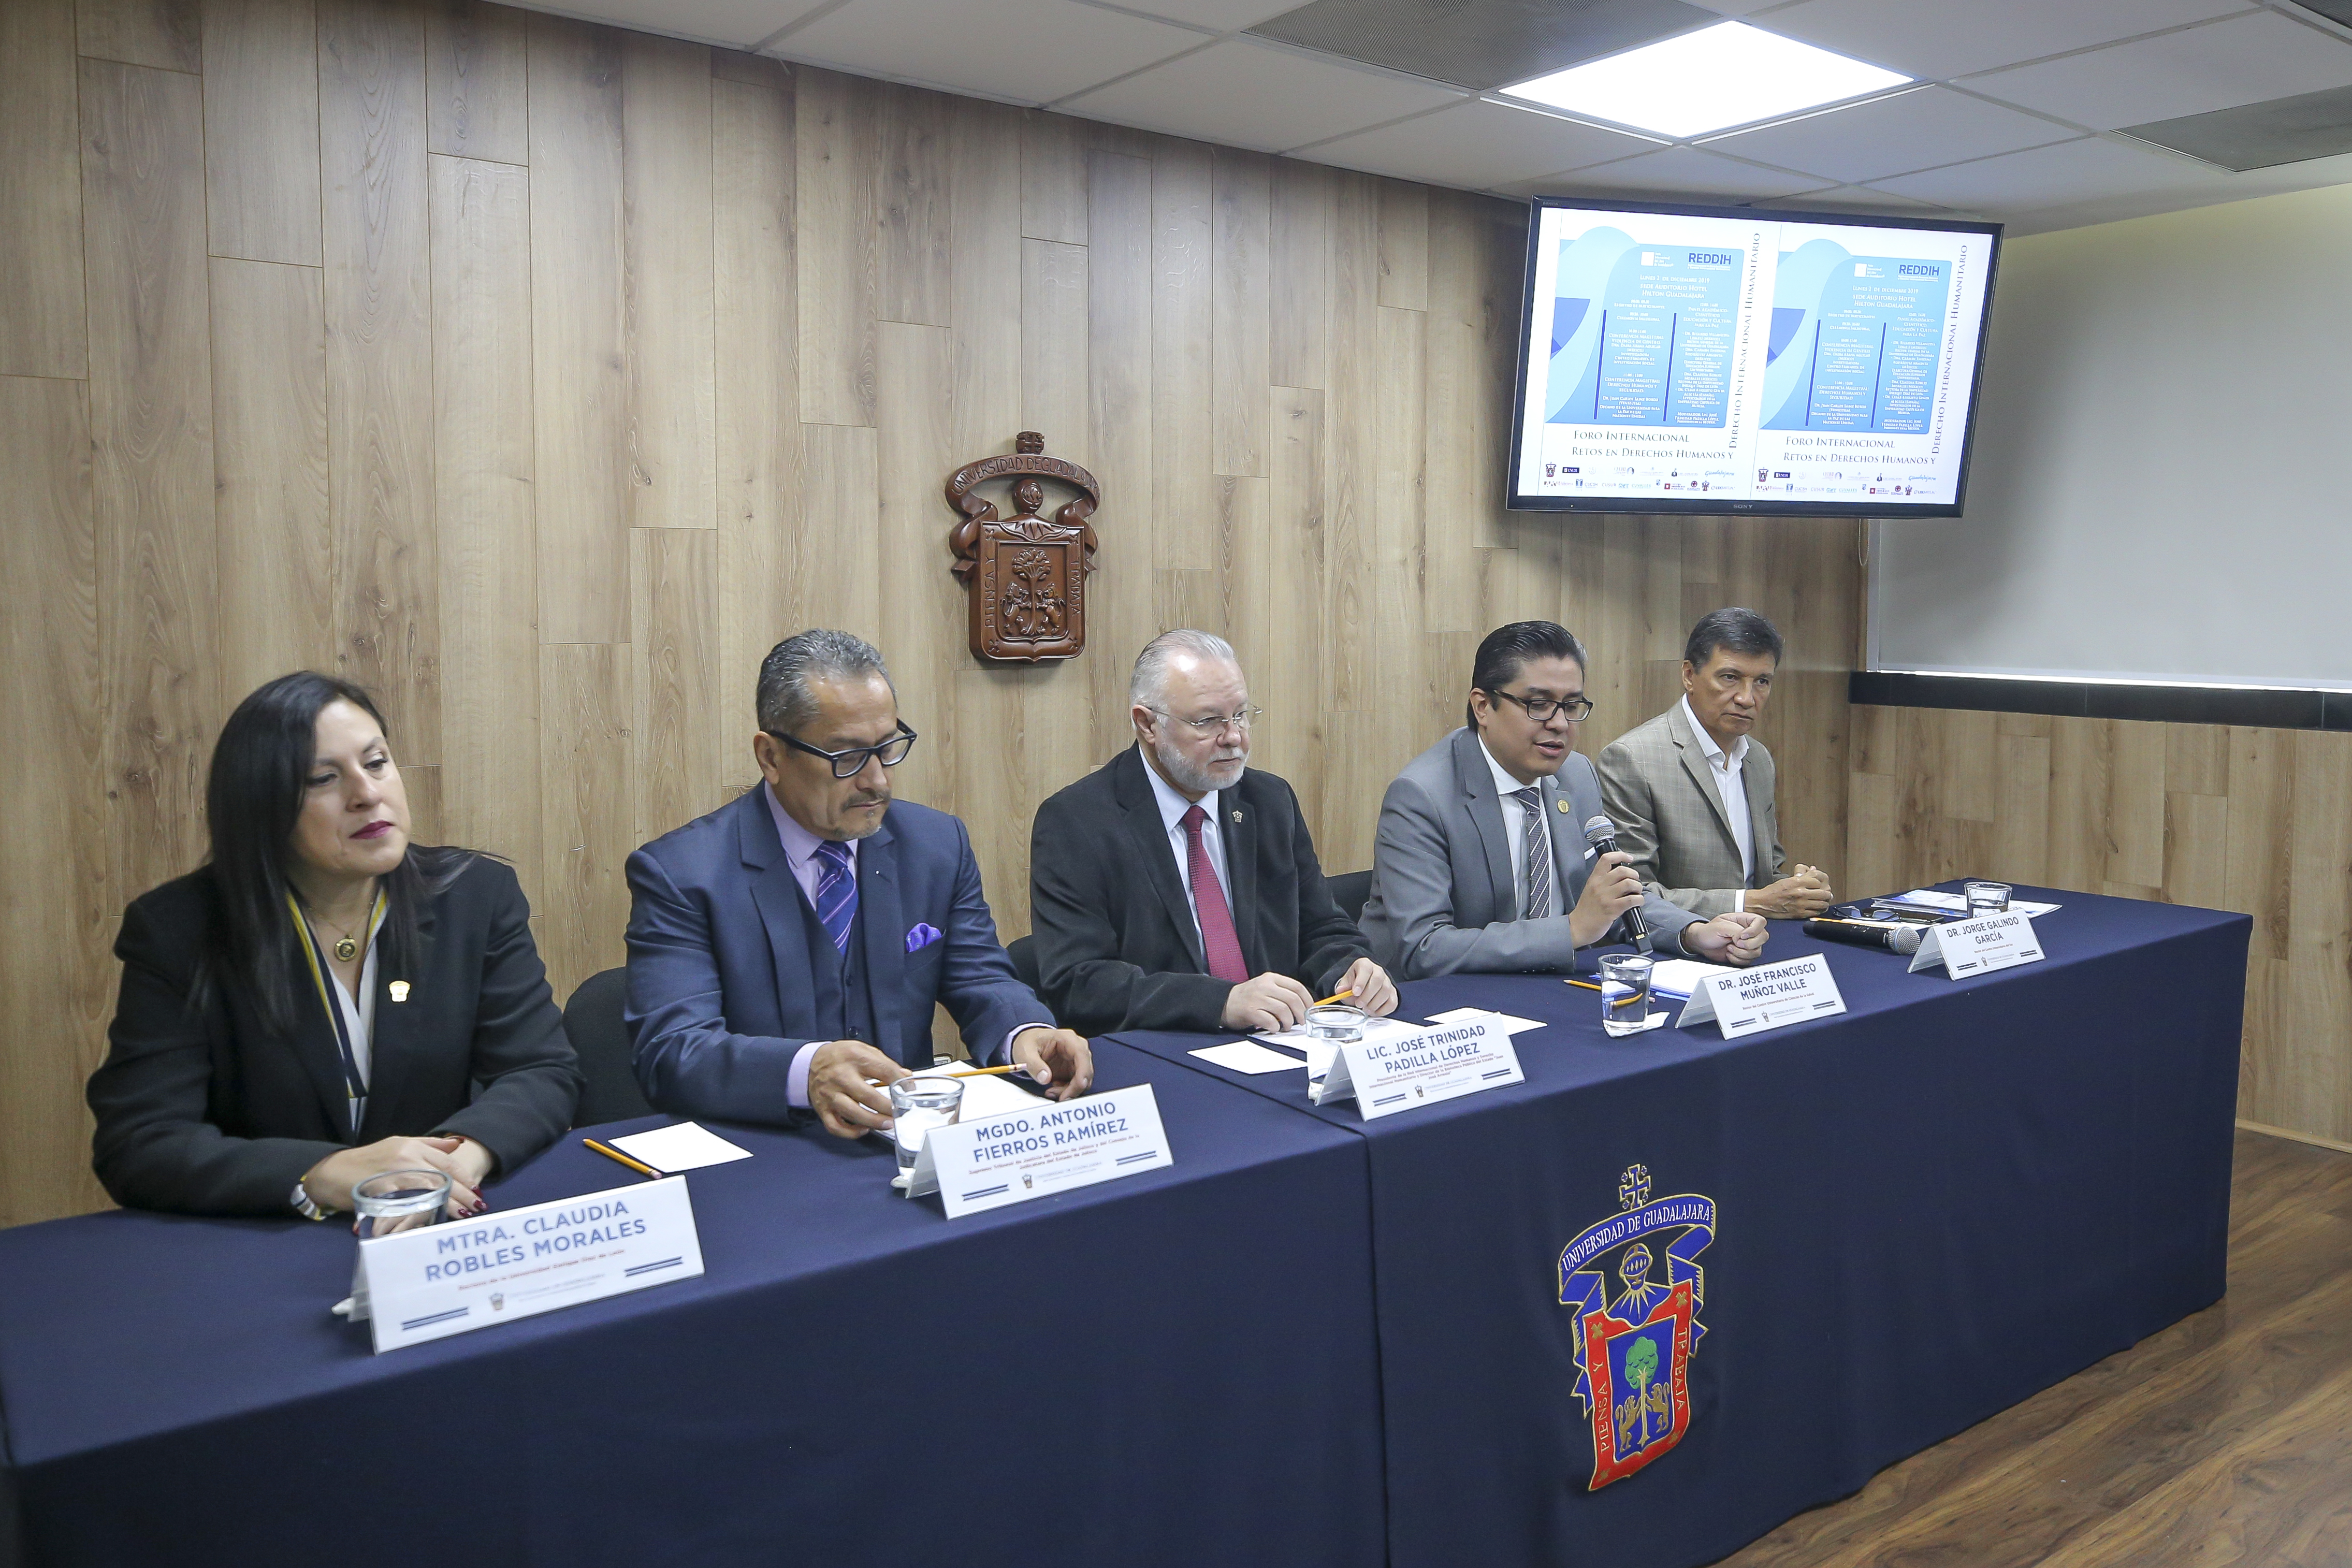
[1359,621,1768,980]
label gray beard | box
[1153,736,1246,796]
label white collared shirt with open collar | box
[1679,694,1753,911]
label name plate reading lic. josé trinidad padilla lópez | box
[1675,953,1848,1039]
[905,1083,1173,1218]
[1908,909,2045,979]
[355,1177,704,1353]
[1312,1014,1525,1120]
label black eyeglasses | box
[1485,689,1595,724]
[767,721,919,779]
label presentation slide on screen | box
[1514,205,1995,510]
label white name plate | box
[1909,909,2045,978]
[1676,953,1848,1039]
[356,1178,703,1354]
[906,1084,1172,1218]
[1312,1016,1525,1120]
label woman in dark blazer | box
[88,672,580,1219]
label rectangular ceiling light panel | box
[1501,20,1910,138]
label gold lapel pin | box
[389,981,412,1003]
[1557,798,1571,814]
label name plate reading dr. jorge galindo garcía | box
[352,1178,705,1353]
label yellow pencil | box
[940,1063,1027,1079]
[1312,988,1358,1008]
[1564,977,1604,993]
[583,1137,663,1180]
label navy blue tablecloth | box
[1111,888,2251,1568]
[0,1042,1385,1568]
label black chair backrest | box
[1327,869,1373,924]
[1007,933,1041,993]
[563,967,655,1128]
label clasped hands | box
[808,1026,1095,1140]
[300,1133,495,1224]
[1218,955,1399,1033]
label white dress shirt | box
[1680,694,1753,910]
[324,936,380,1126]
[1139,743,1232,944]
[1478,738,1568,919]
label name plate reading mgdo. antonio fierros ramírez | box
[947,431,1101,663]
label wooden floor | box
[1719,1129,2352,1567]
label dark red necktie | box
[1181,804,1250,983]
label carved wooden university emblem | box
[948,431,1100,662]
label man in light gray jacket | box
[1359,621,1769,980]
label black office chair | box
[1327,869,1373,923]
[563,966,655,1127]
[1007,933,1041,992]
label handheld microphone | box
[1581,815,1651,955]
[1803,918,1923,956]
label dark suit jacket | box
[1029,748,1369,1035]
[88,858,580,1217]
[624,787,1046,1126]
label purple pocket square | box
[905,922,943,954]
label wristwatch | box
[289,1179,332,1221]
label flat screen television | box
[1507,197,2001,516]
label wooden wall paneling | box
[876,83,951,329]
[1082,148,1154,755]
[0,376,109,1227]
[209,257,334,697]
[1020,239,1090,462]
[320,0,441,760]
[1210,147,1269,480]
[795,65,877,426]
[424,0,526,164]
[1937,705,1997,825]
[875,321,960,810]
[630,525,720,844]
[2043,715,2108,893]
[1019,109,1085,246]
[427,152,540,893]
[1375,176,1427,311]
[2283,733,2352,1141]
[2164,786,2229,911]
[527,12,630,644]
[2103,717,2167,891]
[1421,190,1500,627]
[81,56,218,906]
[1239,392,1327,825]
[1322,171,1378,713]
[711,66,797,794]
[1150,138,1214,571]
[1992,723,2052,886]
[1845,767,1898,901]
[78,0,202,71]
[201,0,322,266]
[1268,157,1330,391]
[1372,303,1428,768]
[618,30,717,533]
[1,0,90,379]
[538,642,634,999]
[708,48,784,90]
[2225,726,2295,966]
[800,422,883,644]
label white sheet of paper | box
[1190,1040,1310,1074]
[608,1122,752,1172]
[899,1068,1041,1121]
[1424,1007,1543,1035]
[1895,889,2061,918]
[1641,959,1732,998]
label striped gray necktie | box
[1514,787,1552,919]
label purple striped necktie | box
[814,839,857,954]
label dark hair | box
[203,672,470,1035]
[758,629,893,736]
[1683,607,1784,670]
[1466,620,1587,729]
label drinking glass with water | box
[1600,954,1656,1038]
[890,1076,965,1173]
[1965,881,2012,917]
[353,1169,453,1238]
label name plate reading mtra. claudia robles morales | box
[353,1178,704,1353]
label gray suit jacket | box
[1594,704,1786,920]
[1359,728,1700,980]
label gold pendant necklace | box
[310,907,368,964]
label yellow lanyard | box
[289,890,386,1131]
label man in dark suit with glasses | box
[1359,620,1768,980]
[1030,629,1398,1037]
[624,629,1091,1133]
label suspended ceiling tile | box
[1304,98,1658,185]
[774,0,1208,104]
[1871,135,2225,215]
[1246,0,1718,91]
[1963,10,2352,131]
[1516,143,1824,200]
[1763,183,1957,214]
[1060,37,1463,150]
[1706,86,2076,185]
[1751,0,2251,82]
[571,0,824,47]
[2124,81,2352,171]
[1109,0,1302,27]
